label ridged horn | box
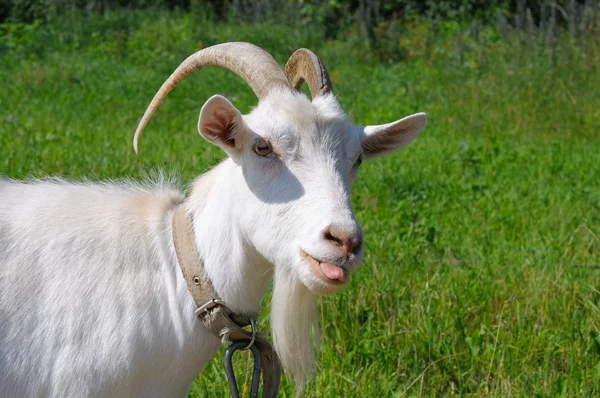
[133,42,290,153]
[284,48,332,99]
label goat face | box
[197,88,426,295]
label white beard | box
[270,269,319,394]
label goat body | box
[0,179,222,396]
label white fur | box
[0,89,426,396]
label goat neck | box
[185,160,273,315]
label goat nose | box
[322,225,362,255]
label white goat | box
[0,42,426,396]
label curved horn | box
[133,42,290,153]
[284,48,332,99]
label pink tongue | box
[320,262,346,282]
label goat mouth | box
[299,249,348,285]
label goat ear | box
[360,113,426,160]
[198,95,247,154]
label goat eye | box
[355,154,363,167]
[253,139,272,157]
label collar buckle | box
[194,298,227,318]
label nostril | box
[323,225,362,254]
[349,236,362,254]
[323,226,344,247]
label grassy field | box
[1,10,600,397]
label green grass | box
[1,10,600,397]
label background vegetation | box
[1,0,599,396]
